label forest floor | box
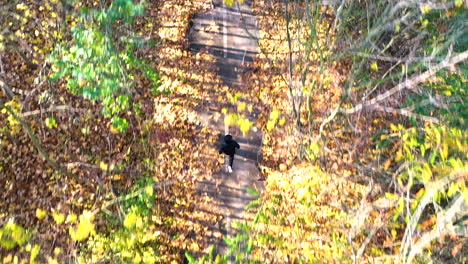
[0,0,267,262]
[1,0,466,263]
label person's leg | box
[229,154,234,167]
[227,154,234,173]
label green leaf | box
[247,238,253,253]
[246,187,260,197]
[245,200,260,210]
[45,117,58,128]
[111,116,129,132]
[184,252,197,264]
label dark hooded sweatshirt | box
[219,135,240,156]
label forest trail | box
[188,0,264,258]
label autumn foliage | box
[1,0,467,263]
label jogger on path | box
[218,135,240,173]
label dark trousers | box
[228,154,235,167]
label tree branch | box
[371,104,440,123]
[0,76,14,99]
[341,51,468,115]
[406,195,466,264]
[399,174,465,263]
[20,105,87,117]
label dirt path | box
[188,0,264,258]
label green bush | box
[49,0,160,132]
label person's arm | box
[235,141,240,149]
[219,144,225,154]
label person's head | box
[224,134,233,142]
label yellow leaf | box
[237,102,246,112]
[47,257,59,264]
[441,142,448,160]
[415,188,425,199]
[112,174,123,180]
[422,163,432,183]
[36,208,47,220]
[421,6,432,14]
[279,164,287,171]
[52,212,65,225]
[145,185,153,196]
[133,253,141,264]
[69,211,95,241]
[224,113,238,126]
[66,214,77,223]
[191,242,200,251]
[30,244,40,263]
[266,120,276,131]
[269,109,280,121]
[124,213,137,229]
[383,159,392,171]
[99,161,108,171]
[238,118,252,136]
[278,117,286,126]
[385,192,398,201]
[110,125,119,133]
[135,216,144,229]
[3,254,13,264]
[16,3,27,10]
[395,149,403,162]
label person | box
[218,134,240,173]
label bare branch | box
[0,76,14,99]
[341,51,468,115]
[399,174,465,263]
[356,222,383,261]
[406,195,466,264]
[371,104,440,123]
[21,105,87,117]
[400,93,458,112]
